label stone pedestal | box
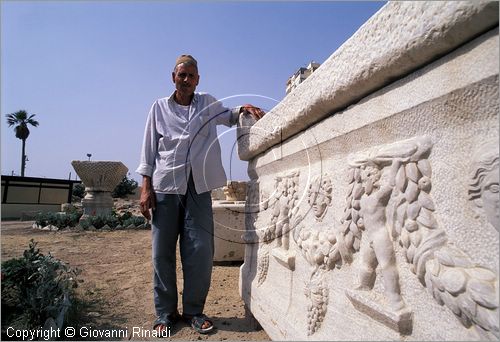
[71,161,128,216]
[81,192,114,216]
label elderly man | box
[136,54,264,335]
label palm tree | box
[6,110,39,177]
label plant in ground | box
[112,174,138,198]
[35,210,147,230]
[1,240,79,336]
[5,110,39,177]
[35,212,82,229]
[72,183,85,202]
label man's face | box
[172,63,199,97]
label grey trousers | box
[151,175,214,317]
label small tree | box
[72,184,85,202]
[6,110,39,177]
[112,174,138,198]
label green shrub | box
[103,214,119,228]
[67,213,82,227]
[132,216,146,226]
[35,210,146,231]
[34,212,57,227]
[55,213,70,229]
[122,218,134,227]
[56,213,82,228]
[79,219,91,230]
[112,175,138,198]
[121,216,145,227]
[63,204,83,216]
[72,183,85,200]
[35,212,82,229]
[1,240,79,332]
[89,215,105,229]
[119,211,132,223]
[35,212,49,227]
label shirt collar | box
[168,91,199,105]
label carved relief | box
[305,271,329,336]
[244,181,274,244]
[333,136,434,332]
[340,137,438,322]
[252,136,498,337]
[294,221,341,270]
[307,174,333,222]
[293,174,339,335]
[244,180,260,243]
[389,157,446,283]
[256,249,270,287]
[249,171,300,288]
[294,220,333,335]
[268,171,300,250]
[425,245,499,339]
[340,136,443,282]
[468,139,499,232]
[267,171,300,270]
[356,160,407,310]
[244,180,272,287]
[413,138,500,340]
[338,136,498,338]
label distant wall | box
[1,176,81,220]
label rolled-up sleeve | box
[136,101,159,177]
[206,94,241,127]
[229,106,242,126]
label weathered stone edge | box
[237,1,499,161]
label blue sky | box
[1,1,385,182]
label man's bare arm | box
[140,175,156,220]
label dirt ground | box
[1,220,269,341]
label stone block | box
[213,201,246,262]
[223,181,247,201]
[238,2,499,341]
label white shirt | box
[136,92,241,194]
[172,101,190,121]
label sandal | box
[182,313,214,334]
[153,311,180,333]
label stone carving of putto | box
[293,136,498,338]
[339,137,434,333]
[339,136,498,338]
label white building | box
[286,61,321,94]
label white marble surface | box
[213,201,246,262]
[238,2,499,340]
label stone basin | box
[71,160,128,216]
